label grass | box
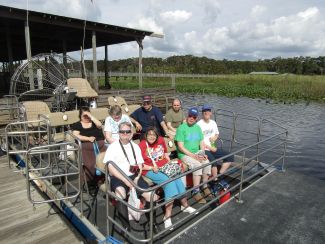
[98,74,325,103]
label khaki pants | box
[181,155,211,176]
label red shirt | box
[139,136,168,175]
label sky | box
[1,0,325,61]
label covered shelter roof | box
[0,5,155,62]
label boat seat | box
[124,104,140,116]
[41,110,79,142]
[108,96,134,115]
[67,78,98,98]
[90,107,109,122]
[22,101,51,127]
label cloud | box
[174,6,325,60]
[160,10,192,24]
[127,16,164,33]
[2,0,101,21]
[250,5,267,18]
[202,0,221,24]
[2,1,325,60]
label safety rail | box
[5,118,51,168]
[99,114,288,243]
[5,119,83,204]
[26,141,81,204]
[0,95,20,151]
[4,102,288,243]
[215,109,287,168]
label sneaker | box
[192,192,207,204]
[181,206,197,214]
[163,217,173,230]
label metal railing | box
[4,100,288,243]
[98,111,288,243]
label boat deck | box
[168,169,325,244]
[0,156,84,244]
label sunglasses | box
[143,101,151,105]
[119,130,132,134]
[188,115,197,119]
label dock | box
[169,169,325,244]
[0,155,84,244]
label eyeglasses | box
[143,101,151,105]
[188,115,197,119]
[119,130,132,134]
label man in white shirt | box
[103,121,155,229]
[197,104,233,182]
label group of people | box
[71,95,233,230]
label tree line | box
[83,55,325,75]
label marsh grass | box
[99,74,325,102]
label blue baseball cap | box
[202,104,212,111]
[188,107,199,117]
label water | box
[179,94,325,181]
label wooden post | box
[137,39,143,89]
[25,21,34,90]
[92,31,98,91]
[171,74,176,88]
[104,45,111,89]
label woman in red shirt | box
[139,127,196,229]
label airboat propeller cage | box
[10,53,85,101]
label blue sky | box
[1,0,325,61]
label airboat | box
[1,53,288,243]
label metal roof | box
[0,5,154,62]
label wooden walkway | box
[0,156,84,244]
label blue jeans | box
[205,149,234,167]
[146,171,185,200]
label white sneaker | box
[163,217,173,230]
[181,206,197,214]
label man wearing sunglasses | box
[103,122,156,229]
[175,107,212,204]
[131,95,171,139]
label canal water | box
[179,93,325,181]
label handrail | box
[100,127,288,243]
[25,140,81,204]
[4,99,289,243]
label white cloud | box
[250,5,267,18]
[1,0,325,60]
[202,0,221,24]
[160,10,192,24]
[175,6,325,60]
[127,16,163,34]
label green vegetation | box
[99,74,325,103]
[87,55,325,75]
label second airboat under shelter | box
[0,5,160,93]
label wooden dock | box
[0,156,84,244]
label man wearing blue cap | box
[175,107,212,204]
[197,104,233,183]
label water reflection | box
[179,93,325,181]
